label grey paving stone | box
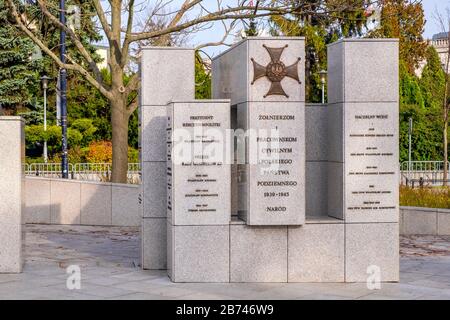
[1,224,450,300]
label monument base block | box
[168,224,229,282]
[142,217,167,270]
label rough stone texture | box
[305,104,328,161]
[212,37,305,105]
[141,106,168,162]
[327,104,399,223]
[400,209,405,235]
[326,42,344,105]
[327,39,399,103]
[231,164,238,216]
[167,219,172,279]
[0,117,24,273]
[243,101,306,225]
[305,161,328,217]
[327,162,344,219]
[438,210,450,236]
[326,40,399,225]
[214,40,306,226]
[140,47,194,106]
[288,223,344,282]
[168,224,229,282]
[80,183,112,226]
[212,37,305,103]
[140,47,196,271]
[326,103,343,163]
[212,40,248,106]
[398,207,450,236]
[142,217,167,270]
[50,180,81,225]
[305,104,329,220]
[0,224,446,299]
[112,184,140,227]
[167,101,231,226]
[230,225,287,282]
[247,38,305,102]
[345,223,399,282]
[25,177,51,224]
[142,162,167,218]
[344,102,399,223]
[403,208,437,235]
[25,177,140,227]
[343,40,399,103]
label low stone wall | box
[400,206,450,235]
[25,176,141,227]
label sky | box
[422,0,450,39]
[182,0,450,58]
[95,0,450,58]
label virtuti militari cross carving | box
[251,44,301,98]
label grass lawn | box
[400,186,450,209]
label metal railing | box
[25,163,141,184]
[400,161,450,186]
[400,161,450,172]
[405,178,450,188]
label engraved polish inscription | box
[167,103,230,225]
[346,111,397,214]
[245,102,304,225]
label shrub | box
[86,140,112,163]
[400,186,450,209]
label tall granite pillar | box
[0,117,24,273]
[166,100,231,282]
[140,47,194,269]
[327,39,400,282]
[212,37,306,226]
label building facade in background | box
[417,32,449,76]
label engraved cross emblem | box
[251,44,301,98]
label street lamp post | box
[319,70,327,104]
[408,117,413,183]
[40,75,51,163]
[60,0,68,178]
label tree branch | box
[168,0,203,28]
[121,0,135,68]
[109,0,123,78]
[92,0,113,40]
[195,19,236,50]
[5,0,113,100]
[125,72,140,96]
[126,97,139,115]
[36,0,104,85]
[128,5,291,43]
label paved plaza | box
[0,225,448,300]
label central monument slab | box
[212,37,306,226]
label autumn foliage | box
[86,141,113,163]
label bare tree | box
[435,9,450,186]
[5,0,375,183]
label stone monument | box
[167,100,231,282]
[212,37,305,226]
[327,39,399,282]
[139,37,400,283]
[0,117,24,273]
[140,47,194,269]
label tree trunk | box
[110,96,130,183]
